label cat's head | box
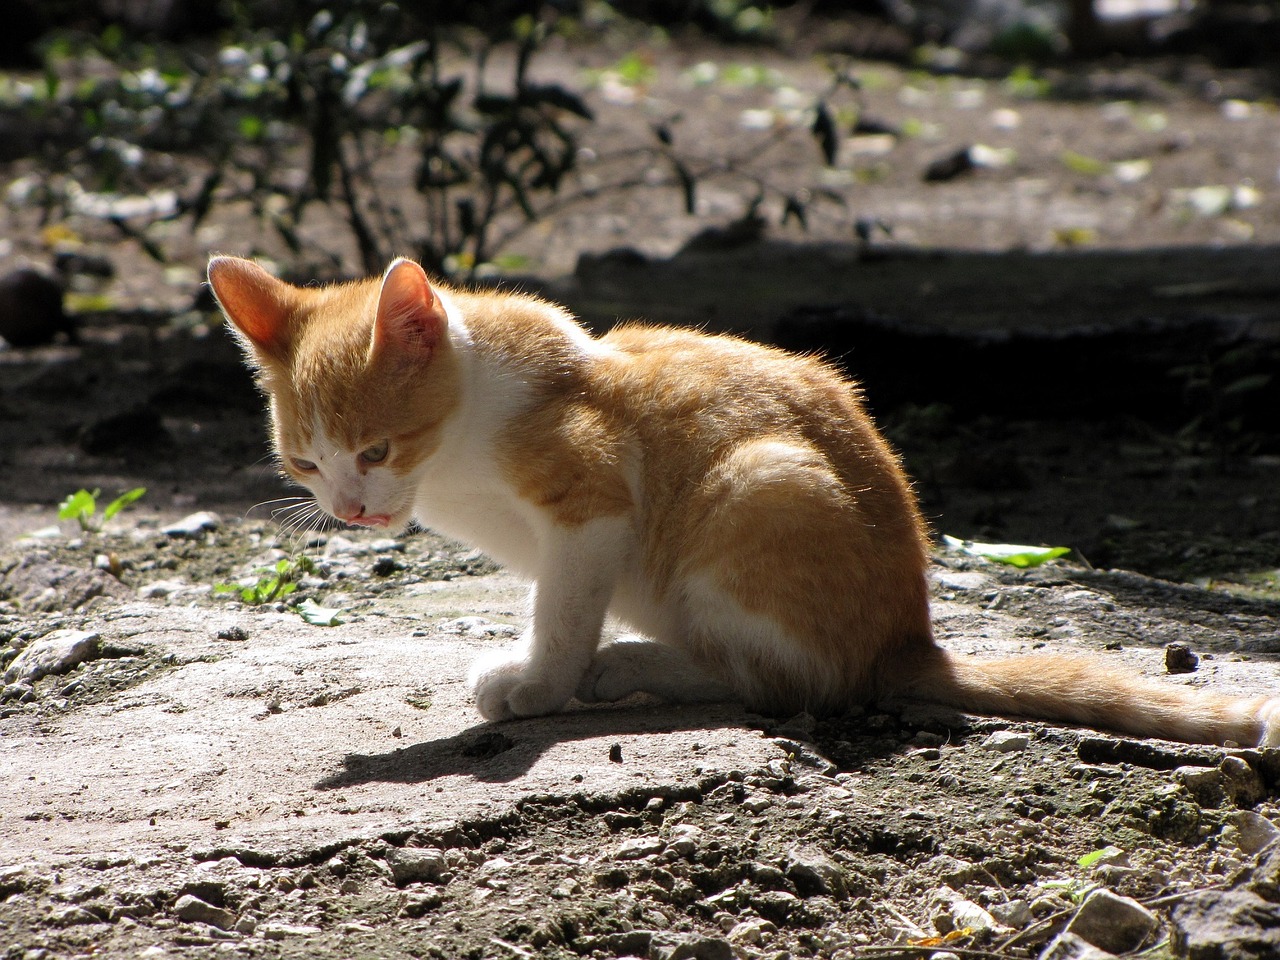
[207,256,460,532]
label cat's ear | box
[206,256,297,358]
[370,258,446,362]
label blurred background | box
[1,0,1278,591]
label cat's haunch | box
[208,255,1280,748]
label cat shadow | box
[314,699,757,790]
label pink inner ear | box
[373,259,446,357]
[207,257,293,352]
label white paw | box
[469,653,575,722]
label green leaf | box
[1078,845,1123,869]
[943,535,1071,568]
[58,489,98,523]
[103,487,145,521]
[298,598,345,626]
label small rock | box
[261,922,322,939]
[1039,932,1118,960]
[53,906,101,927]
[609,743,624,763]
[3,629,99,684]
[1064,889,1158,954]
[0,267,71,347]
[1177,766,1226,807]
[924,145,975,182]
[2,682,35,703]
[991,898,1033,929]
[162,511,220,538]
[1171,888,1280,959]
[667,824,704,857]
[727,918,777,945]
[173,894,235,930]
[1221,756,1266,807]
[934,885,1009,934]
[982,731,1030,753]
[386,847,448,886]
[615,836,664,860]
[217,626,248,642]
[1230,812,1280,856]
[786,848,847,898]
[751,889,800,922]
[741,794,773,814]
[1165,642,1200,674]
[399,891,443,917]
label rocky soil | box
[2,509,1280,960]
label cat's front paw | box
[470,655,574,722]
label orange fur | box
[207,255,1279,746]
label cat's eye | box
[290,456,318,473]
[360,440,390,464]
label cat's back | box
[595,323,882,457]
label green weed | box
[58,487,146,533]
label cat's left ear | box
[206,256,297,359]
[370,258,447,362]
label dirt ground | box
[2,28,1280,960]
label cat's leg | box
[576,635,735,705]
[469,515,631,721]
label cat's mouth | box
[343,514,393,528]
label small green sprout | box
[215,556,315,605]
[58,487,146,533]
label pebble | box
[1176,766,1225,807]
[615,836,665,860]
[982,731,1031,754]
[1220,756,1265,807]
[3,629,100,684]
[786,849,847,898]
[667,824,703,857]
[1063,889,1158,954]
[1229,811,1280,855]
[991,898,1033,929]
[933,885,1008,934]
[173,894,236,930]
[727,918,777,945]
[2,682,35,703]
[1165,642,1199,674]
[162,511,221,538]
[385,846,449,885]
[261,922,322,939]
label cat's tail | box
[894,647,1280,748]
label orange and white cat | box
[207,255,1279,747]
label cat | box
[207,255,1280,747]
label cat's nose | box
[334,502,366,523]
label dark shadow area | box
[315,700,755,789]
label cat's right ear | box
[206,256,296,359]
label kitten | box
[207,255,1279,747]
